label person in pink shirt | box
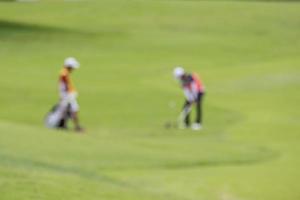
[173,66,205,130]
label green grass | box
[0,0,299,199]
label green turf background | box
[0,0,299,200]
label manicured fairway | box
[0,0,299,199]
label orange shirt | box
[59,68,76,94]
[181,73,205,102]
[192,73,205,93]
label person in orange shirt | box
[173,66,205,130]
[58,57,83,132]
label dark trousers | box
[183,93,204,126]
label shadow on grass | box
[0,19,128,42]
[0,20,68,35]
[163,147,280,170]
[0,152,130,187]
[0,145,279,174]
[0,20,87,38]
[0,148,279,199]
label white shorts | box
[60,92,79,113]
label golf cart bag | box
[44,103,71,129]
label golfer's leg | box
[71,112,80,129]
[59,103,71,129]
[69,99,82,131]
[56,99,69,128]
[196,93,203,124]
[183,101,191,127]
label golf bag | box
[44,103,71,129]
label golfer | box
[173,66,205,130]
[58,57,83,132]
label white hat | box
[173,66,185,79]
[64,57,80,69]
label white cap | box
[173,66,185,79]
[64,57,80,69]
